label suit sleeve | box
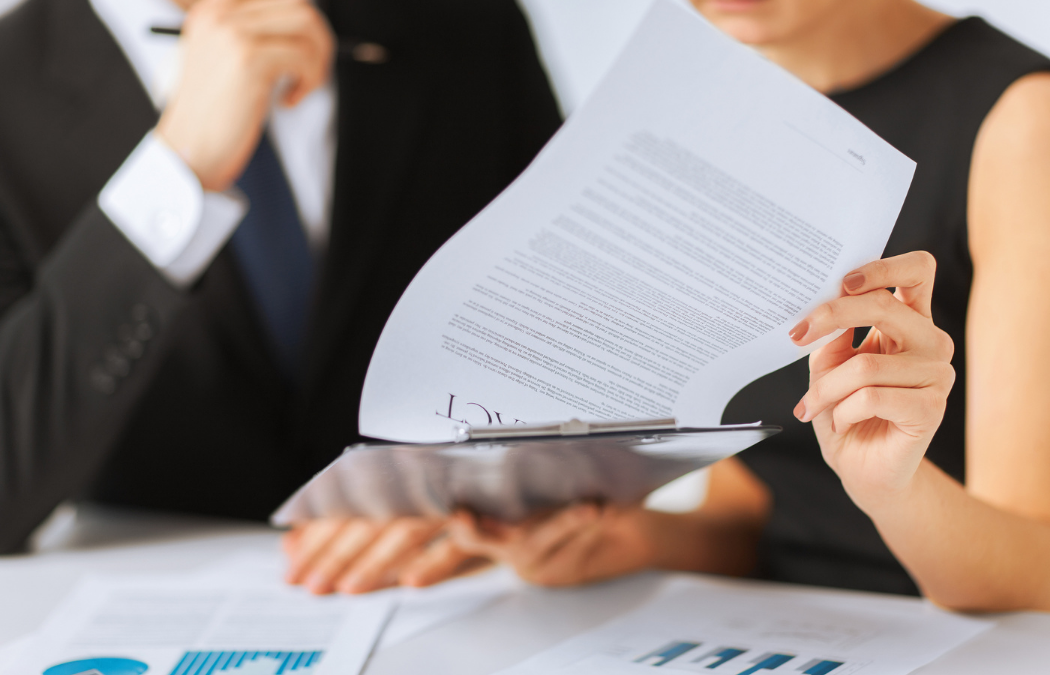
[0,193,187,553]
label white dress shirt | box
[89,0,337,287]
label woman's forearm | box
[865,458,1050,612]
[643,508,763,578]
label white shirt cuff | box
[99,132,246,288]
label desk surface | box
[1,506,1047,675]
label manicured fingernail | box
[793,399,807,422]
[844,272,865,292]
[789,320,809,342]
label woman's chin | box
[704,0,770,12]
[706,17,783,46]
[694,0,784,45]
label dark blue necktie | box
[230,133,316,380]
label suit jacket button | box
[131,304,150,322]
[121,340,145,360]
[105,349,131,377]
[136,323,154,341]
[91,368,116,395]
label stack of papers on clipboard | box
[274,0,916,524]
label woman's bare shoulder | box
[969,71,1050,259]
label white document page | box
[0,635,31,671]
[497,575,992,675]
[360,0,915,443]
[3,575,394,675]
[196,551,523,649]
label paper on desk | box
[196,550,523,648]
[360,0,915,443]
[497,575,992,675]
[0,635,31,671]
[2,574,394,675]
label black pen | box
[149,26,389,63]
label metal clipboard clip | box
[456,417,680,442]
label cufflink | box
[340,40,389,65]
[152,210,184,241]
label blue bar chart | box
[635,642,703,666]
[799,659,846,675]
[168,651,323,675]
[736,653,795,675]
[692,647,747,669]
[625,637,854,675]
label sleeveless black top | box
[727,18,1050,596]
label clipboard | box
[271,419,780,525]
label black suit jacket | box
[0,0,561,552]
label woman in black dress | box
[444,0,1050,611]
[285,0,1050,609]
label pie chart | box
[43,657,149,675]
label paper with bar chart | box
[1,575,394,675]
[497,576,992,675]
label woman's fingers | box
[832,385,949,436]
[796,354,955,423]
[334,519,442,594]
[842,251,937,318]
[527,522,605,586]
[807,326,858,381]
[791,290,953,360]
[448,513,498,558]
[449,506,600,580]
[515,504,600,572]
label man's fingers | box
[334,520,441,594]
[797,354,955,423]
[284,518,349,583]
[831,386,949,436]
[192,1,332,97]
[791,290,952,360]
[841,251,937,318]
[281,526,304,555]
[399,537,476,588]
[296,520,381,593]
[235,2,332,41]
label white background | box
[517,0,1050,113]
[0,0,1046,114]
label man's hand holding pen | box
[156,0,334,191]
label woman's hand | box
[449,503,658,587]
[283,517,479,594]
[790,251,956,512]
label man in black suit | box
[0,0,561,585]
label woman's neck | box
[759,1,953,93]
